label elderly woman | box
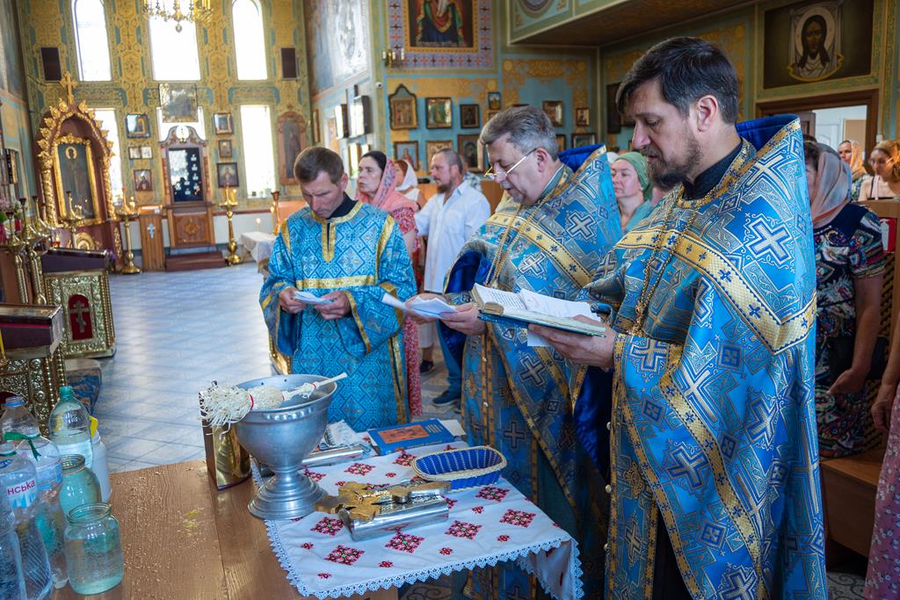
[805,141,885,458]
[611,152,654,232]
[838,139,868,201]
[356,150,423,416]
[859,139,900,201]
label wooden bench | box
[821,447,885,562]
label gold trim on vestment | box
[388,335,408,424]
[617,229,815,354]
[375,216,396,280]
[570,364,588,415]
[346,292,371,354]
[296,276,377,289]
[379,282,404,325]
[607,334,626,599]
[310,201,363,224]
[486,212,592,288]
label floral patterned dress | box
[866,389,900,598]
[813,203,885,458]
[391,206,422,417]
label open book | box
[472,283,605,344]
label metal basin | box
[234,374,335,520]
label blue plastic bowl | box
[412,446,506,491]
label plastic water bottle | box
[89,418,110,502]
[0,489,26,599]
[1,397,41,438]
[0,443,51,600]
[48,387,92,470]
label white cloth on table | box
[239,231,277,263]
[255,442,582,600]
[414,182,490,293]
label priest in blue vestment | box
[260,147,416,432]
[536,38,827,599]
[410,106,621,597]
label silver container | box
[339,496,450,541]
[234,374,336,520]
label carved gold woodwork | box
[159,125,216,252]
[0,352,67,435]
[74,232,100,250]
[52,134,102,226]
[36,98,116,228]
[43,269,116,358]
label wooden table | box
[52,461,396,600]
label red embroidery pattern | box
[345,462,375,475]
[497,535,510,542]
[439,547,453,555]
[335,480,347,487]
[443,497,457,510]
[379,561,394,568]
[311,517,344,536]
[318,573,332,579]
[385,472,397,478]
[303,468,325,482]
[393,451,416,466]
[500,509,536,528]
[476,486,509,502]
[385,532,424,553]
[472,506,484,514]
[300,543,314,549]
[325,545,365,565]
[445,520,481,539]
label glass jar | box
[63,503,123,594]
[59,455,100,517]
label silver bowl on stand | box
[234,374,336,520]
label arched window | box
[92,109,123,195]
[239,105,275,196]
[148,14,201,81]
[73,0,111,81]
[232,0,266,80]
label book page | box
[473,283,527,310]
[519,289,597,347]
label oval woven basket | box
[411,446,506,491]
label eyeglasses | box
[484,148,536,182]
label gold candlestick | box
[1,208,29,303]
[114,198,141,274]
[60,191,83,249]
[18,197,48,304]
[271,190,281,234]
[219,188,241,266]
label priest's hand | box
[315,291,351,320]
[440,303,486,336]
[531,316,616,370]
[405,293,445,324]
[279,287,307,314]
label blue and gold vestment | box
[260,202,416,431]
[443,146,621,596]
[578,116,827,598]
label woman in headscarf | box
[838,139,868,201]
[804,141,885,458]
[611,151,654,232]
[394,159,421,206]
[357,150,423,416]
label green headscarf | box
[615,152,652,201]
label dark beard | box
[646,134,702,190]
[437,182,449,193]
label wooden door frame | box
[755,89,879,153]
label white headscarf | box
[396,160,419,194]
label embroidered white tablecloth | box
[238,231,276,263]
[255,442,583,599]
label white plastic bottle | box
[89,417,110,502]
[0,488,26,599]
[0,443,51,600]
[47,387,92,470]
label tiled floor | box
[95,263,455,473]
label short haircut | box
[616,36,739,124]
[294,147,344,184]
[803,140,821,168]
[479,106,558,160]
[434,147,465,173]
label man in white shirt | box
[415,148,490,405]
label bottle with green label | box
[47,387,92,470]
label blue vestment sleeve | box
[337,217,416,357]
[259,223,299,356]
[439,249,491,367]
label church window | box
[239,105,276,196]
[73,0,112,81]
[155,107,206,141]
[92,109,123,196]
[232,0,267,80]
[148,13,201,81]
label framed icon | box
[159,83,198,123]
[460,104,480,129]
[140,146,152,159]
[127,146,141,159]
[133,169,153,192]
[218,139,233,159]
[217,162,239,188]
[457,134,483,172]
[575,107,590,127]
[542,100,563,127]
[556,134,566,151]
[213,112,233,135]
[393,141,419,171]
[389,84,418,130]
[572,133,597,147]
[487,91,501,110]
[426,97,452,129]
[125,113,150,138]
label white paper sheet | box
[295,291,334,305]
[381,294,456,318]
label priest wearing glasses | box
[407,105,621,597]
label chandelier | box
[142,0,212,32]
